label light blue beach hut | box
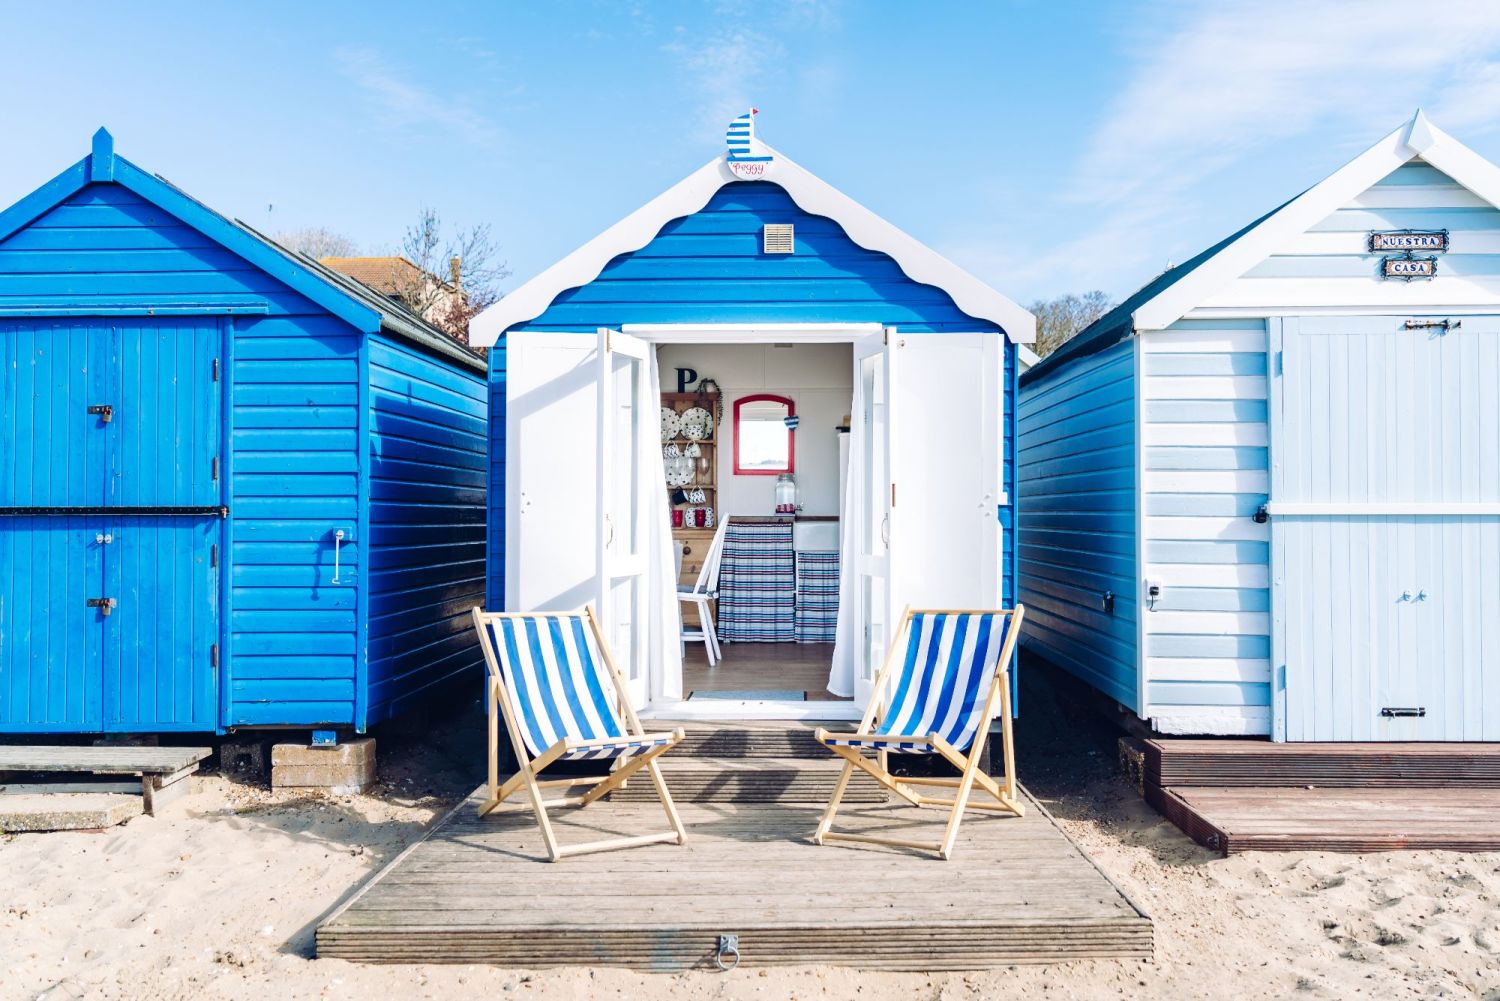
[0,130,487,735]
[1019,113,1500,742]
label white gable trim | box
[470,145,1035,347]
[1133,112,1500,332]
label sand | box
[3,669,1500,1001]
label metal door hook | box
[715,934,740,972]
[331,529,346,584]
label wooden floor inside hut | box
[316,787,1152,970]
[682,641,850,701]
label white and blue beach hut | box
[470,113,1034,722]
[1019,113,1500,741]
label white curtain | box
[827,368,865,697]
[646,347,685,699]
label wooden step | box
[0,745,209,815]
[609,757,887,804]
[1149,785,1500,855]
[667,722,832,759]
[1144,739,1500,789]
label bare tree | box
[391,208,510,345]
[1029,290,1114,356]
[274,226,359,259]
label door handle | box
[879,514,890,546]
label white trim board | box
[470,147,1036,347]
[1134,111,1500,333]
[622,322,882,344]
[640,699,863,722]
[1266,501,1500,516]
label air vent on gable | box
[763,223,795,254]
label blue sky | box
[4,1,1500,305]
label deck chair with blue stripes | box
[814,606,1025,860]
[471,607,688,861]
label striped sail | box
[826,612,1011,753]
[484,616,669,761]
[725,109,772,163]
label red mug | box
[672,510,684,528]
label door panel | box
[104,516,219,731]
[0,321,109,506]
[112,319,222,506]
[851,332,890,709]
[505,332,601,611]
[1272,316,1500,740]
[0,517,104,729]
[597,331,651,706]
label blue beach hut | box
[1018,113,1500,742]
[469,112,1035,721]
[0,130,487,734]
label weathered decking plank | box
[0,745,211,775]
[316,786,1152,970]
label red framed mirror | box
[732,394,795,475]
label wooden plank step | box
[608,757,886,804]
[316,791,1152,970]
[1150,785,1500,855]
[667,722,832,759]
[0,793,143,832]
[1144,739,1500,788]
[0,745,211,776]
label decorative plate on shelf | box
[680,406,712,440]
[660,407,682,442]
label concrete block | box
[0,793,143,832]
[272,738,375,793]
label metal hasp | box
[86,597,117,616]
[1381,707,1427,718]
[87,404,113,423]
[715,933,741,971]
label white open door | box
[851,331,892,708]
[849,330,1003,710]
[506,332,601,612]
[597,329,652,707]
[887,332,1003,614]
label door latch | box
[87,404,114,423]
[87,597,118,616]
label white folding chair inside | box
[678,518,730,666]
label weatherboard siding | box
[1208,160,1500,310]
[486,180,1016,620]
[366,334,487,724]
[1017,340,1137,710]
[1139,320,1272,733]
[228,313,362,727]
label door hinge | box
[212,456,219,481]
[211,543,218,568]
[87,404,114,423]
[212,358,220,381]
[211,643,219,669]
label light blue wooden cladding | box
[0,135,486,734]
[1017,148,1500,740]
[1017,340,1137,711]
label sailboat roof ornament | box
[725,108,774,178]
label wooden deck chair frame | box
[813,605,1026,860]
[471,606,688,862]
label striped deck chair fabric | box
[484,616,674,761]
[822,612,1010,753]
[472,608,687,861]
[813,606,1025,860]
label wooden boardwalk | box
[317,786,1152,970]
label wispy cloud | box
[995,0,1500,300]
[334,45,501,149]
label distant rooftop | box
[320,256,432,296]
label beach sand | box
[3,665,1499,1001]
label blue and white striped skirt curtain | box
[794,550,840,644]
[716,520,796,642]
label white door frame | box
[608,323,1000,721]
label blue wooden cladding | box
[0,131,486,734]
[484,180,1018,616]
